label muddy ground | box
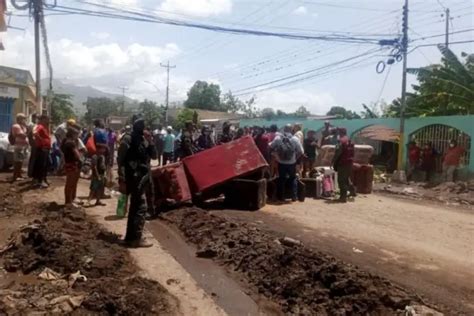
[0,182,177,315]
[163,207,439,316]
[374,181,474,208]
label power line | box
[209,9,402,82]
[233,52,382,97]
[410,28,474,41]
[232,47,382,94]
[45,4,388,44]
[408,40,474,53]
[301,1,397,12]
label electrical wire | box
[411,28,474,42]
[408,40,474,53]
[44,4,387,44]
[232,47,382,94]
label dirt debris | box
[0,182,177,315]
[163,208,437,316]
[375,181,474,207]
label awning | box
[355,125,400,142]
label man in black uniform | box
[117,116,157,248]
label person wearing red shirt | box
[407,141,421,181]
[265,125,279,177]
[254,126,270,162]
[443,140,465,182]
[33,115,52,189]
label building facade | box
[0,66,38,132]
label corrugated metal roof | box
[356,125,400,142]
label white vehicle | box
[0,132,14,170]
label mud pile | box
[0,184,25,217]
[375,181,474,207]
[0,205,176,315]
[164,208,424,315]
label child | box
[86,145,107,207]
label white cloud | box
[253,88,337,115]
[159,0,232,17]
[1,32,186,101]
[95,0,139,5]
[90,32,111,40]
[292,6,308,16]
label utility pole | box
[119,86,128,115]
[160,61,176,124]
[444,8,450,48]
[33,0,42,113]
[397,0,409,171]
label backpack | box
[8,127,15,145]
[86,136,97,155]
[277,136,295,161]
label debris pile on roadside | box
[374,181,474,207]
[164,207,436,315]
[0,204,176,315]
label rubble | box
[374,181,474,207]
[163,207,439,315]
[0,184,176,315]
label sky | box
[1,0,473,115]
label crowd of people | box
[7,113,467,247]
[407,140,465,182]
[151,120,355,203]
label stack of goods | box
[315,145,336,167]
[354,145,374,164]
[301,167,337,199]
[352,145,375,194]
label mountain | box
[41,79,137,115]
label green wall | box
[241,115,474,172]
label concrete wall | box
[241,115,474,172]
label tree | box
[83,97,121,124]
[405,45,473,116]
[176,108,197,130]
[326,106,361,119]
[49,92,75,126]
[184,81,222,111]
[261,107,276,120]
[221,91,243,113]
[239,96,259,118]
[294,106,311,117]
[139,99,164,128]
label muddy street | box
[1,176,473,315]
[202,195,474,315]
[0,180,178,315]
